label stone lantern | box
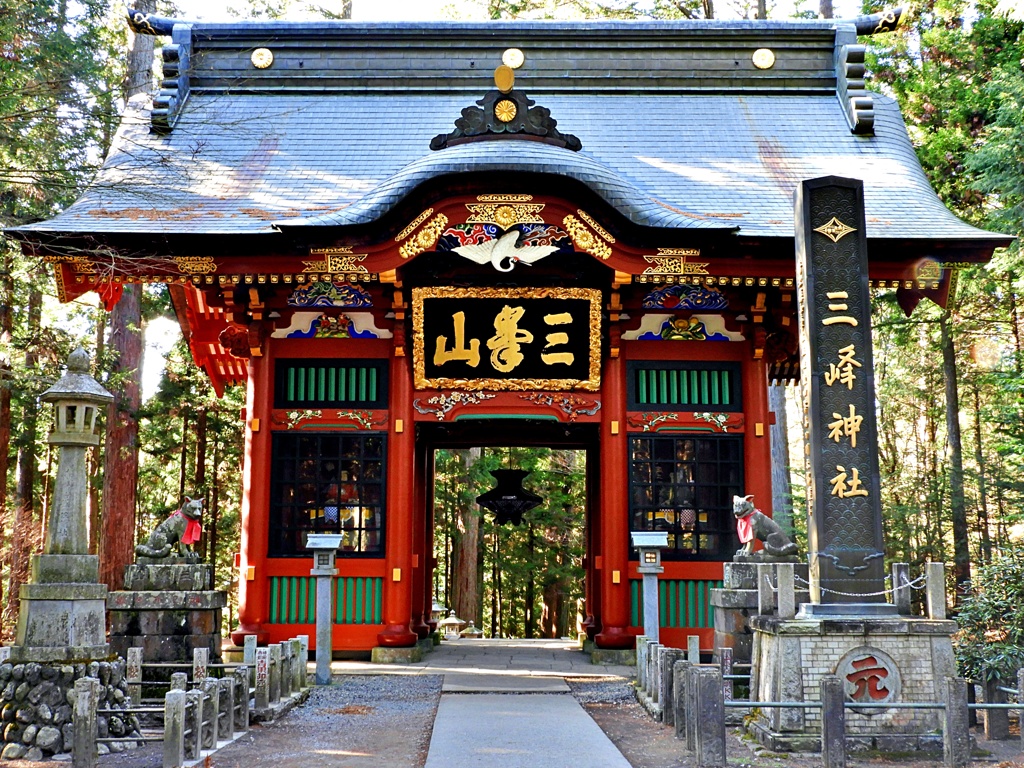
[11,348,113,662]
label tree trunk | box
[702,0,715,18]
[524,525,535,638]
[209,437,219,587]
[4,289,42,632]
[195,408,207,555]
[971,384,991,563]
[768,383,794,536]
[89,311,106,554]
[126,0,156,99]
[451,448,481,628]
[819,0,833,18]
[0,246,13,629]
[178,413,190,503]
[756,0,767,19]
[940,310,970,594]
[100,285,143,592]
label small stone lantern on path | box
[307,533,344,685]
[438,610,466,640]
[631,531,668,643]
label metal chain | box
[781,573,926,598]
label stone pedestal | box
[747,614,957,754]
[711,560,808,665]
[108,561,226,666]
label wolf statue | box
[733,494,799,560]
[135,496,204,562]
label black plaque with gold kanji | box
[795,176,888,608]
[412,287,602,391]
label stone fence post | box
[0,646,10,664]
[297,635,309,689]
[636,636,648,692]
[233,665,250,731]
[820,675,845,768]
[647,641,661,701]
[170,672,188,691]
[926,562,947,620]
[943,677,969,768]
[695,666,726,768]
[255,647,270,711]
[984,677,1010,740]
[672,659,691,741]
[192,647,209,684]
[687,634,700,664]
[891,562,912,615]
[184,688,202,761]
[201,678,219,749]
[660,648,685,727]
[290,638,304,692]
[243,635,257,688]
[776,564,796,619]
[218,676,236,742]
[71,677,99,768]
[269,644,282,704]
[279,641,293,699]
[163,689,186,768]
[757,563,776,615]
[126,647,143,705]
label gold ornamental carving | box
[395,209,434,242]
[304,247,369,273]
[44,255,96,274]
[562,215,611,260]
[466,202,545,228]
[494,99,517,122]
[251,48,274,69]
[477,194,533,203]
[640,248,708,277]
[814,217,857,243]
[175,256,217,275]
[398,213,449,259]
[575,210,615,243]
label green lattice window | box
[275,360,388,409]
[628,362,741,411]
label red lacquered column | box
[595,347,632,650]
[377,345,417,647]
[231,353,272,645]
[742,356,773,516]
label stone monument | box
[743,178,959,754]
[108,499,226,677]
[1,349,141,761]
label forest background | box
[1,0,1023,678]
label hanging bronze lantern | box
[476,469,542,526]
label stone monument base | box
[711,561,809,667]
[0,658,142,761]
[747,613,957,754]
[108,561,226,669]
[370,645,422,664]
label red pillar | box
[742,356,773,516]
[377,347,418,647]
[595,350,632,649]
[231,353,271,645]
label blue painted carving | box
[641,284,729,310]
[287,282,372,308]
[637,317,730,341]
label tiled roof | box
[14,89,1000,243]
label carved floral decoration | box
[413,391,497,421]
[518,393,601,421]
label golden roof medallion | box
[502,48,525,69]
[752,48,775,69]
[495,99,517,123]
[251,48,274,69]
[494,65,515,94]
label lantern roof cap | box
[40,349,113,406]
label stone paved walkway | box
[335,638,636,767]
